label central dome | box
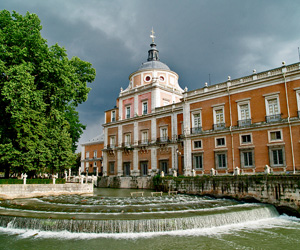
[138,60,170,71]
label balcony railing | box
[156,137,170,144]
[107,144,115,149]
[238,119,251,127]
[138,140,149,146]
[190,127,202,134]
[213,123,225,131]
[265,114,281,123]
[121,142,133,148]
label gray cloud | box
[2,0,300,151]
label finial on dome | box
[150,27,156,43]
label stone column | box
[184,138,192,176]
[102,151,108,176]
[132,149,140,176]
[150,147,157,175]
[117,150,123,176]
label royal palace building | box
[88,34,300,177]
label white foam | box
[0,215,295,240]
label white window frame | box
[215,137,226,148]
[237,100,251,121]
[124,133,131,147]
[265,94,280,116]
[240,133,252,145]
[213,106,225,124]
[126,106,131,119]
[296,90,300,111]
[93,150,97,158]
[111,110,116,122]
[193,140,202,149]
[141,130,148,143]
[86,151,89,159]
[268,129,283,142]
[192,110,202,128]
[268,146,285,167]
[110,136,116,148]
[94,161,97,167]
[142,101,148,115]
[160,127,168,140]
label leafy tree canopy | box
[0,10,96,177]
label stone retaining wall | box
[156,175,300,216]
[0,183,93,199]
[97,176,154,189]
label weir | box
[0,189,280,234]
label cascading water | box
[0,188,279,234]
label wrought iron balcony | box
[156,137,170,144]
[213,123,225,131]
[238,119,251,127]
[121,142,133,148]
[265,114,281,123]
[107,144,116,150]
[190,127,202,134]
[138,140,149,146]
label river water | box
[0,188,299,250]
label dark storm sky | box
[2,0,300,151]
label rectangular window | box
[141,131,148,144]
[272,149,283,165]
[86,152,89,159]
[160,160,168,174]
[267,98,279,115]
[111,110,116,122]
[109,162,115,174]
[269,146,285,167]
[193,154,203,169]
[243,151,253,167]
[142,102,148,115]
[241,134,252,144]
[240,149,255,168]
[110,136,116,148]
[126,106,131,119]
[193,113,201,127]
[269,130,282,141]
[160,127,168,141]
[141,162,148,176]
[216,153,227,168]
[93,150,97,158]
[123,162,130,176]
[94,161,97,167]
[125,133,131,147]
[194,140,202,149]
[216,137,226,147]
[215,108,224,124]
[239,103,250,120]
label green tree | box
[0,10,96,177]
